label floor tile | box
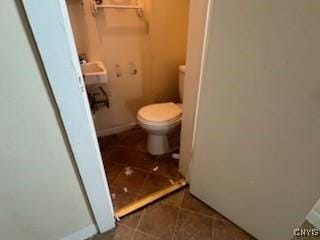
[113,168,148,194]
[211,211,231,223]
[137,203,179,239]
[153,155,180,179]
[104,146,138,165]
[105,162,123,184]
[110,186,139,211]
[213,220,254,240]
[119,209,143,228]
[160,188,185,207]
[117,127,147,151]
[173,209,212,240]
[92,224,134,240]
[98,135,119,151]
[129,153,157,172]
[136,138,148,153]
[133,231,158,240]
[291,221,320,240]
[139,174,173,197]
[181,189,214,217]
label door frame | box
[22,0,115,233]
[21,0,212,233]
[180,0,213,180]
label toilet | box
[137,65,185,155]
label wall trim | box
[61,225,97,240]
[307,209,320,230]
[22,0,115,233]
[97,122,137,137]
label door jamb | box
[180,0,213,180]
[22,0,115,233]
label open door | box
[190,1,320,239]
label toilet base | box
[147,134,170,155]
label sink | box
[81,61,108,86]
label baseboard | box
[306,209,320,230]
[61,224,97,240]
[97,122,137,137]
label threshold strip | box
[115,178,188,220]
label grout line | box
[111,165,126,182]
[135,206,146,232]
[180,187,186,206]
[134,229,160,239]
[126,165,153,175]
[159,188,230,223]
[171,208,181,240]
[211,218,216,240]
[173,203,228,221]
[136,158,163,197]
[136,171,151,198]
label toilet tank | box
[179,65,186,102]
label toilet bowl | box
[137,65,185,155]
[137,102,182,155]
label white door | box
[190,1,320,239]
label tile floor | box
[98,127,183,210]
[96,127,318,239]
[95,127,255,240]
[90,187,256,240]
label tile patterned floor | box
[90,187,255,240]
[95,127,319,239]
[94,127,256,240]
[98,127,183,209]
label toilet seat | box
[137,102,182,125]
[136,65,185,155]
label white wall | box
[67,0,189,133]
[0,1,94,239]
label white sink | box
[81,61,108,86]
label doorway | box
[22,0,210,233]
[23,0,320,239]
[66,0,191,218]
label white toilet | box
[137,65,186,155]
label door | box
[190,1,320,239]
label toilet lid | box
[138,102,182,123]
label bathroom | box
[6,1,320,239]
[67,0,191,214]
